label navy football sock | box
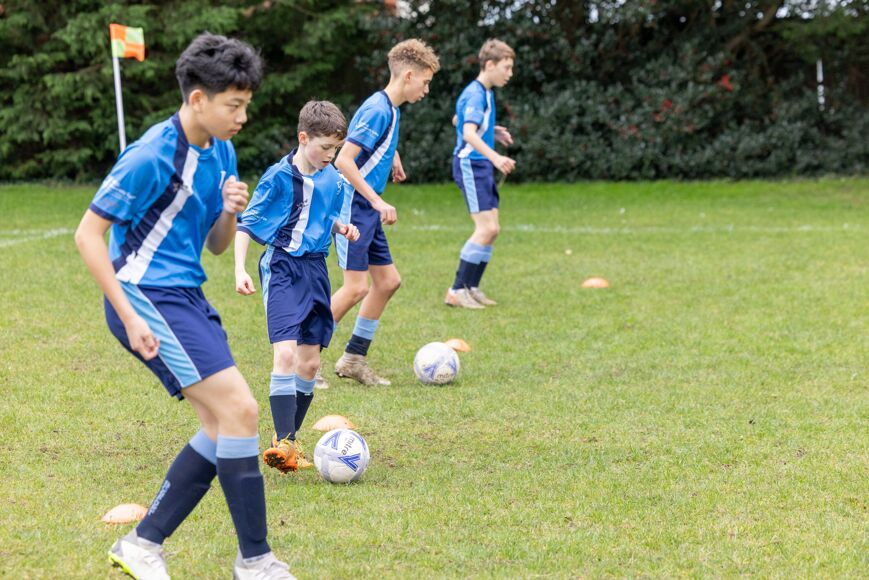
[217,436,270,559]
[452,259,476,290]
[136,437,216,544]
[345,334,372,356]
[294,376,316,433]
[269,374,296,441]
[345,316,378,356]
[471,261,489,287]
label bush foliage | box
[1,0,866,181]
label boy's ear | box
[188,88,208,111]
[298,131,309,145]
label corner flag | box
[110,24,145,62]
[109,24,145,152]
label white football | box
[413,342,460,385]
[313,429,369,483]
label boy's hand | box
[222,175,249,214]
[371,198,397,225]
[493,154,516,175]
[124,315,159,360]
[236,270,256,295]
[392,159,406,183]
[336,222,360,242]
[494,125,513,147]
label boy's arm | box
[206,176,249,254]
[332,220,360,242]
[392,150,406,183]
[494,125,513,146]
[74,210,159,360]
[334,142,397,225]
[234,230,256,295]
[463,123,516,175]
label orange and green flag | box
[110,24,145,62]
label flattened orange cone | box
[581,277,609,289]
[312,415,356,431]
[102,503,148,524]
[444,338,471,352]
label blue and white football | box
[313,429,369,483]
[413,342,460,385]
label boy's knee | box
[297,359,319,379]
[349,283,369,303]
[273,344,295,371]
[235,394,259,427]
[376,275,401,295]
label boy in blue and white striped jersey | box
[446,39,517,309]
[235,101,359,474]
[76,33,295,579]
[331,39,440,386]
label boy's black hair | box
[175,32,263,101]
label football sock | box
[452,260,477,290]
[470,245,493,287]
[453,240,487,289]
[346,316,378,356]
[294,376,316,434]
[136,430,217,544]
[268,373,296,441]
[217,435,270,559]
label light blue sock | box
[460,240,488,264]
[352,316,379,340]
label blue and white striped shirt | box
[453,80,495,161]
[238,152,346,256]
[89,113,237,287]
[345,91,400,195]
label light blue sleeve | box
[89,143,159,223]
[460,87,487,128]
[237,175,286,246]
[346,103,390,152]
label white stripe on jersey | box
[458,89,492,159]
[286,175,315,252]
[358,107,398,178]
[116,148,199,284]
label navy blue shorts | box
[259,247,334,347]
[336,192,393,271]
[452,157,500,213]
[105,284,236,400]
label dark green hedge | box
[1,0,866,182]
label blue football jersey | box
[453,80,495,160]
[89,113,237,288]
[238,152,345,257]
[345,91,400,195]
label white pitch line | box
[405,223,864,235]
[0,228,75,249]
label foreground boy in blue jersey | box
[331,39,440,386]
[234,101,359,473]
[446,39,516,309]
[75,34,295,579]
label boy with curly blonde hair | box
[331,39,440,386]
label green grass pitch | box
[1,179,867,577]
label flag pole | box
[112,55,127,152]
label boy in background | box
[235,101,359,473]
[446,39,516,309]
[330,39,440,385]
